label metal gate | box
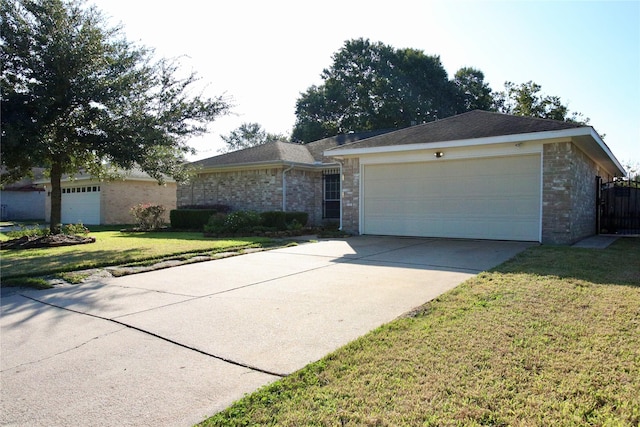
[598,177,640,235]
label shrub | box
[261,211,309,231]
[204,210,263,234]
[130,203,166,230]
[6,225,50,239]
[261,211,287,229]
[223,210,263,233]
[170,209,218,230]
[62,223,89,236]
[203,212,228,234]
[285,212,308,227]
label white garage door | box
[362,154,541,241]
[61,185,101,225]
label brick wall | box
[177,167,325,226]
[340,158,360,234]
[102,180,176,225]
[542,142,611,244]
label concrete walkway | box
[571,235,619,249]
[1,237,533,426]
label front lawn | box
[202,238,640,426]
[0,230,272,280]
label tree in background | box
[219,122,289,153]
[1,0,230,232]
[453,67,494,112]
[292,38,456,143]
[493,81,588,124]
[291,39,591,143]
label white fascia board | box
[194,161,320,174]
[325,127,594,158]
[587,128,626,175]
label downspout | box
[282,164,294,211]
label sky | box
[89,0,639,171]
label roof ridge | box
[466,109,586,127]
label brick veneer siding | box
[102,180,176,225]
[542,142,612,245]
[177,167,325,226]
[45,180,176,225]
[339,158,360,233]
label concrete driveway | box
[1,236,533,426]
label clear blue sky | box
[90,0,639,170]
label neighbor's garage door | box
[61,185,101,225]
[362,154,541,241]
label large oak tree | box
[291,39,589,143]
[1,0,231,232]
[292,38,457,143]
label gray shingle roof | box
[190,130,396,168]
[327,110,584,151]
[190,141,316,168]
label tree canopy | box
[493,81,588,124]
[292,38,589,143]
[292,39,457,143]
[219,122,288,153]
[1,0,231,231]
[453,67,494,112]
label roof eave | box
[325,127,625,176]
[191,160,323,174]
[572,128,626,176]
[324,127,593,157]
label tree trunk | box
[50,162,63,234]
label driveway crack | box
[16,294,287,378]
[1,328,126,373]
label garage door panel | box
[363,155,541,241]
[61,186,101,225]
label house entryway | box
[598,177,640,235]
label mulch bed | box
[0,234,96,250]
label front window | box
[323,171,340,219]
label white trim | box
[359,161,364,235]
[358,153,543,242]
[357,142,544,165]
[326,126,625,178]
[326,127,592,157]
[539,153,544,243]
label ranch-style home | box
[179,110,625,244]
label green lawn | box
[0,230,271,280]
[201,238,640,426]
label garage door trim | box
[359,152,543,242]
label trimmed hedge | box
[261,211,308,229]
[170,209,217,230]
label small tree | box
[130,204,166,230]
[219,122,289,153]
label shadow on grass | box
[115,230,270,243]
[492,238,640,287]
[1,248,144,281]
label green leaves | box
[292,38,456,142]
[1,0,231,229]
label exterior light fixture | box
[434,151,444,158]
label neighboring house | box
[0,168,46,221]
[179,110,625,244]
[37,169,176,225]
